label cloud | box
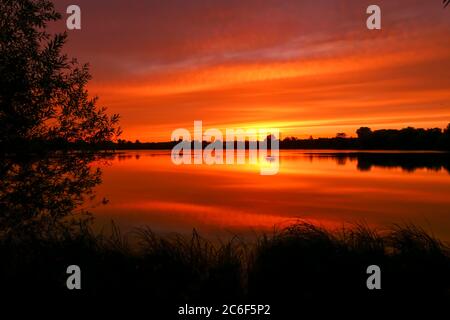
[50,0,450,140]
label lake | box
[89,150,450,241]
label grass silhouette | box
[1,221,448,310]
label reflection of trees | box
[0,153,110,239]
[329,152,450,173]
[357,153,450,173]
[355,154,450,173]
[357,153,450,172]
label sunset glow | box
[2,0,450,305]
[51,0,450,141]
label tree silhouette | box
[0,0,120,147]
[356,127,372,139]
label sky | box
[51,0,450,141]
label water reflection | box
[92,150,450,241]
[0,153,109,239]
[1,150,449,241]
[307,151,450,173]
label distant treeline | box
[3,124,450,153]
[280,125,450,150]
[111,124,450,151]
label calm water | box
[90,150,450,240]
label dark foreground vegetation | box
[1,222,449,312]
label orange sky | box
[53,0,450,141]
